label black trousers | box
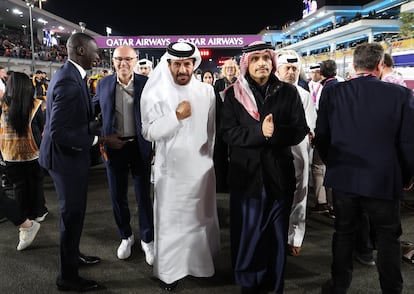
[105,140,153,242]
[49,167,89,281]
[0,186,26,226]
[331,190,403,294]
[5,160,47,220]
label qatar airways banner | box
[94,35,262,49]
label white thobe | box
[141,77,220,284]
[288,86,317,247]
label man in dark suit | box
[39,32,124,292]
[92,45,154,265]
[316,42,414,294]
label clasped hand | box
[176,100,191,120]
[262,113,274,139]
[101,134,126,149]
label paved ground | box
[1,163,413,294]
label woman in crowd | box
[0,71,48,223]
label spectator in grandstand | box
[316,42,414,294]
[275,49,316,257]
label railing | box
[0,56,107,78]
[299,37,414,80]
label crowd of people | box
[0,32,413,294]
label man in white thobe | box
[275,50,317,256]
[140,41,220,291]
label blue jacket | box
[315,75,414,199]
[92,73,152,164]
[39,61,94,174]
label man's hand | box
[176,100,191,120]
[99,134,126,149]
[262,113,274,139]
[309,132,315,147]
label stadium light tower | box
[79,22,86,33]
[106,26,112,70]
[25,0,35,74]
[38,0,46,9]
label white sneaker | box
[35,211,48,222]
[141,240,154,266]
[17,221,41,251]
[117,234,134,260]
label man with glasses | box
[92,45,154,265]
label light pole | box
[38,0,46,9]
[106,26,112,70]
[79,22,86,33]
[25,0,35,74]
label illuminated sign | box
[218,57,233,65]
[94,35,262,49]
[199,49,211,58]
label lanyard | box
[321,77,336,86]
[351,73,376,79]
[311,82,322,103]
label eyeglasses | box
[113,57,136,63]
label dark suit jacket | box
[92,73,152,164]
[315,75,414,199]
[39,61,94,174]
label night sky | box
[42,1,304,36]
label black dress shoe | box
[78,253,100,266]
[159,280,178,291]
[56,276,103,292]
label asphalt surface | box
[1,163,413,294]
